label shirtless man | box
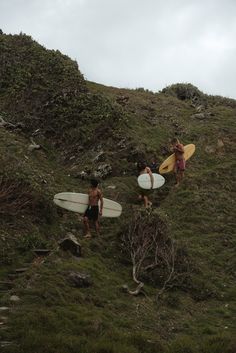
[83,179,103,238]
[171,138,185,186]
[137,161,154,208]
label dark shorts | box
[175,159,186,172]
[84,205,99,221]
[136,186,151,197]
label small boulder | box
[191,113,206,120]
[217,139,224,149]
[10,295,20,302]
[67,271,92,288]
[93,164,112,179]
[59,233,81,257]
[205,145,216,154]
[107,185,116,190]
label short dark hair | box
[137,161,146,171]
[90,179,99,187]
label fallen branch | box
[122,282,144,296]
[0,116,15,128]
[121,209,169,295]
[28,137,41,152]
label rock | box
[76,170,88,180]
[117,138,127,150]
[59,233,81,257]
[116,95,129,105]
[217,139,224,149]
[93,164,112,179]
[0,307,9,312]
[127,148,146,162]
[195,105,204,112]
[10,295,20,302]
[32,249,51,256]
[205,146,216,154]
[93,151,105,162]
[67,271,92,288]
[191,113,206,120]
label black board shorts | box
[84,205,99,221]
[136,185,152,197]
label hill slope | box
[0,32,235,353]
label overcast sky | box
[1,0,236,99]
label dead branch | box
[121,210,171,295]
[121,209,191,298]
[28,137,41,152]
[0,176,36,216]
[122,282,144,296]
[0,116,15,128]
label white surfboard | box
[53,192,122,218]
[138,173,165,190]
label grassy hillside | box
[0,32,235,353]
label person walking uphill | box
[137,161,154,208]
[83,179,103,238]
[171,138,185,187]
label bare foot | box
[147,201,152,208]
[84,233,91,239]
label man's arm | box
[147,167,154,189]
[98,190,103,215]
[175,143,184,153]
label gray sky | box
[1,0,236,98]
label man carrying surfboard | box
[137,161,154,208]
[83,179,103,238]
[171,138,185,186]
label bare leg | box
[176,172,180,186]
[179,170,184,183]
[144,196,152,208]
[143,195,148,208]
[175,170,184,187]
[95,220,100,235]
[83,217,91,237]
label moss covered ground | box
[0,33,235,353]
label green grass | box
[0,33,236,353]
